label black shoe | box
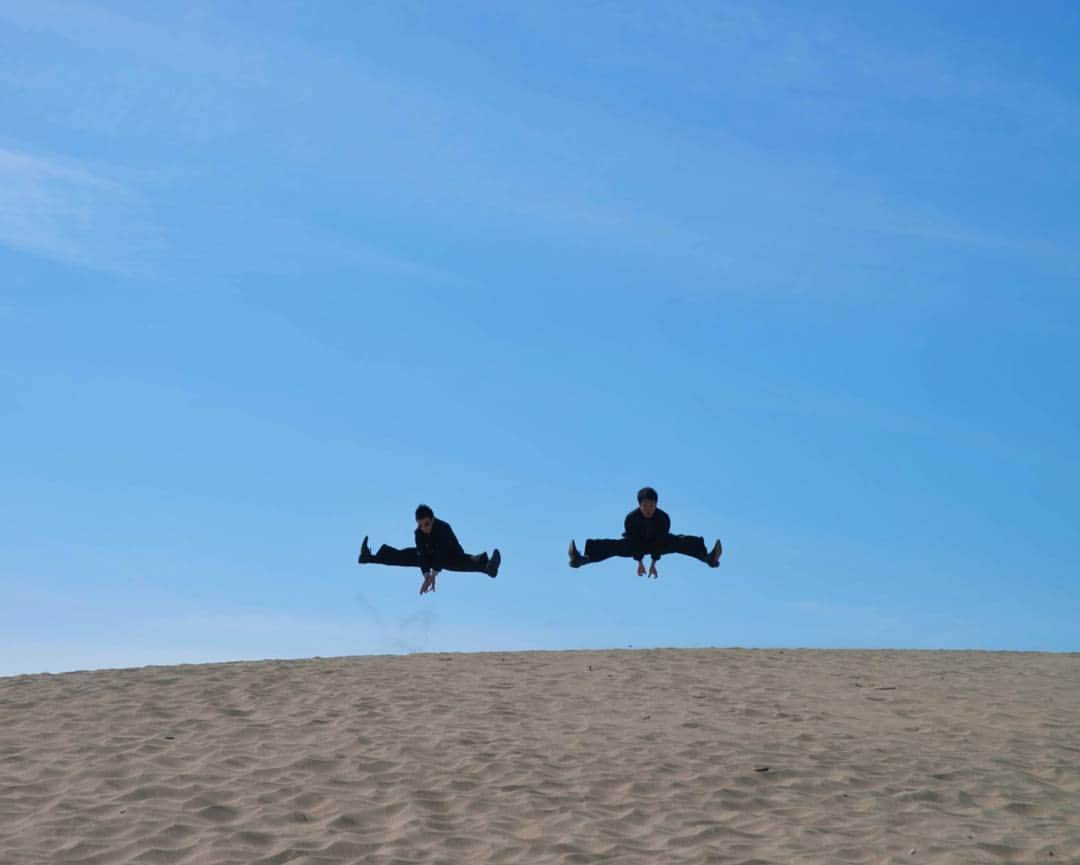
[358,535,373,564]
[486,549,501,578]
[568,540,585,568]
[708,539,722,567]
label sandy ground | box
[1,648,1078,865]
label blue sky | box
[2,1,1078,675]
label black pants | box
[371,544,490,574]
[583,534,710,565]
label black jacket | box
[415,518,465,572]
[623,508,672,561]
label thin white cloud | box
[0,148,108,259]
[4,3,1075,288]
[0,146,158,274]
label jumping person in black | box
[359,505,501,595]
[568,487,721,578]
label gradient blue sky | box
[3,1,1078,675]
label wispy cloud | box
[0,146,159,274]
[4,3,1076,290]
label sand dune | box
[2,649,1077,864]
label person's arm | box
[440,520,466,558]
[624,512,646,562]
[416,528,434,574]
[651,510,672,562]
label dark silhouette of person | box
[359,504,500,595]
[569,487,721,578]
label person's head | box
[415,504,435,534]
[637,486,658,518]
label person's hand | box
[420,571,437,595]
[637,560,646,577]
[648,561,658,579]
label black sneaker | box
[708,539,723,567]
[568,540,585,568]
[486,549,501,578]
[358,536,373,564]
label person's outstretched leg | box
[362,542,422,568]
[575,537,634,566]
[658,534,722,567]
[439,550,500,577]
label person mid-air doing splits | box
[568,487,721,578]
[359,504,501,595]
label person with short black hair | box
[359,505,501,594]
[568,487,721,578]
